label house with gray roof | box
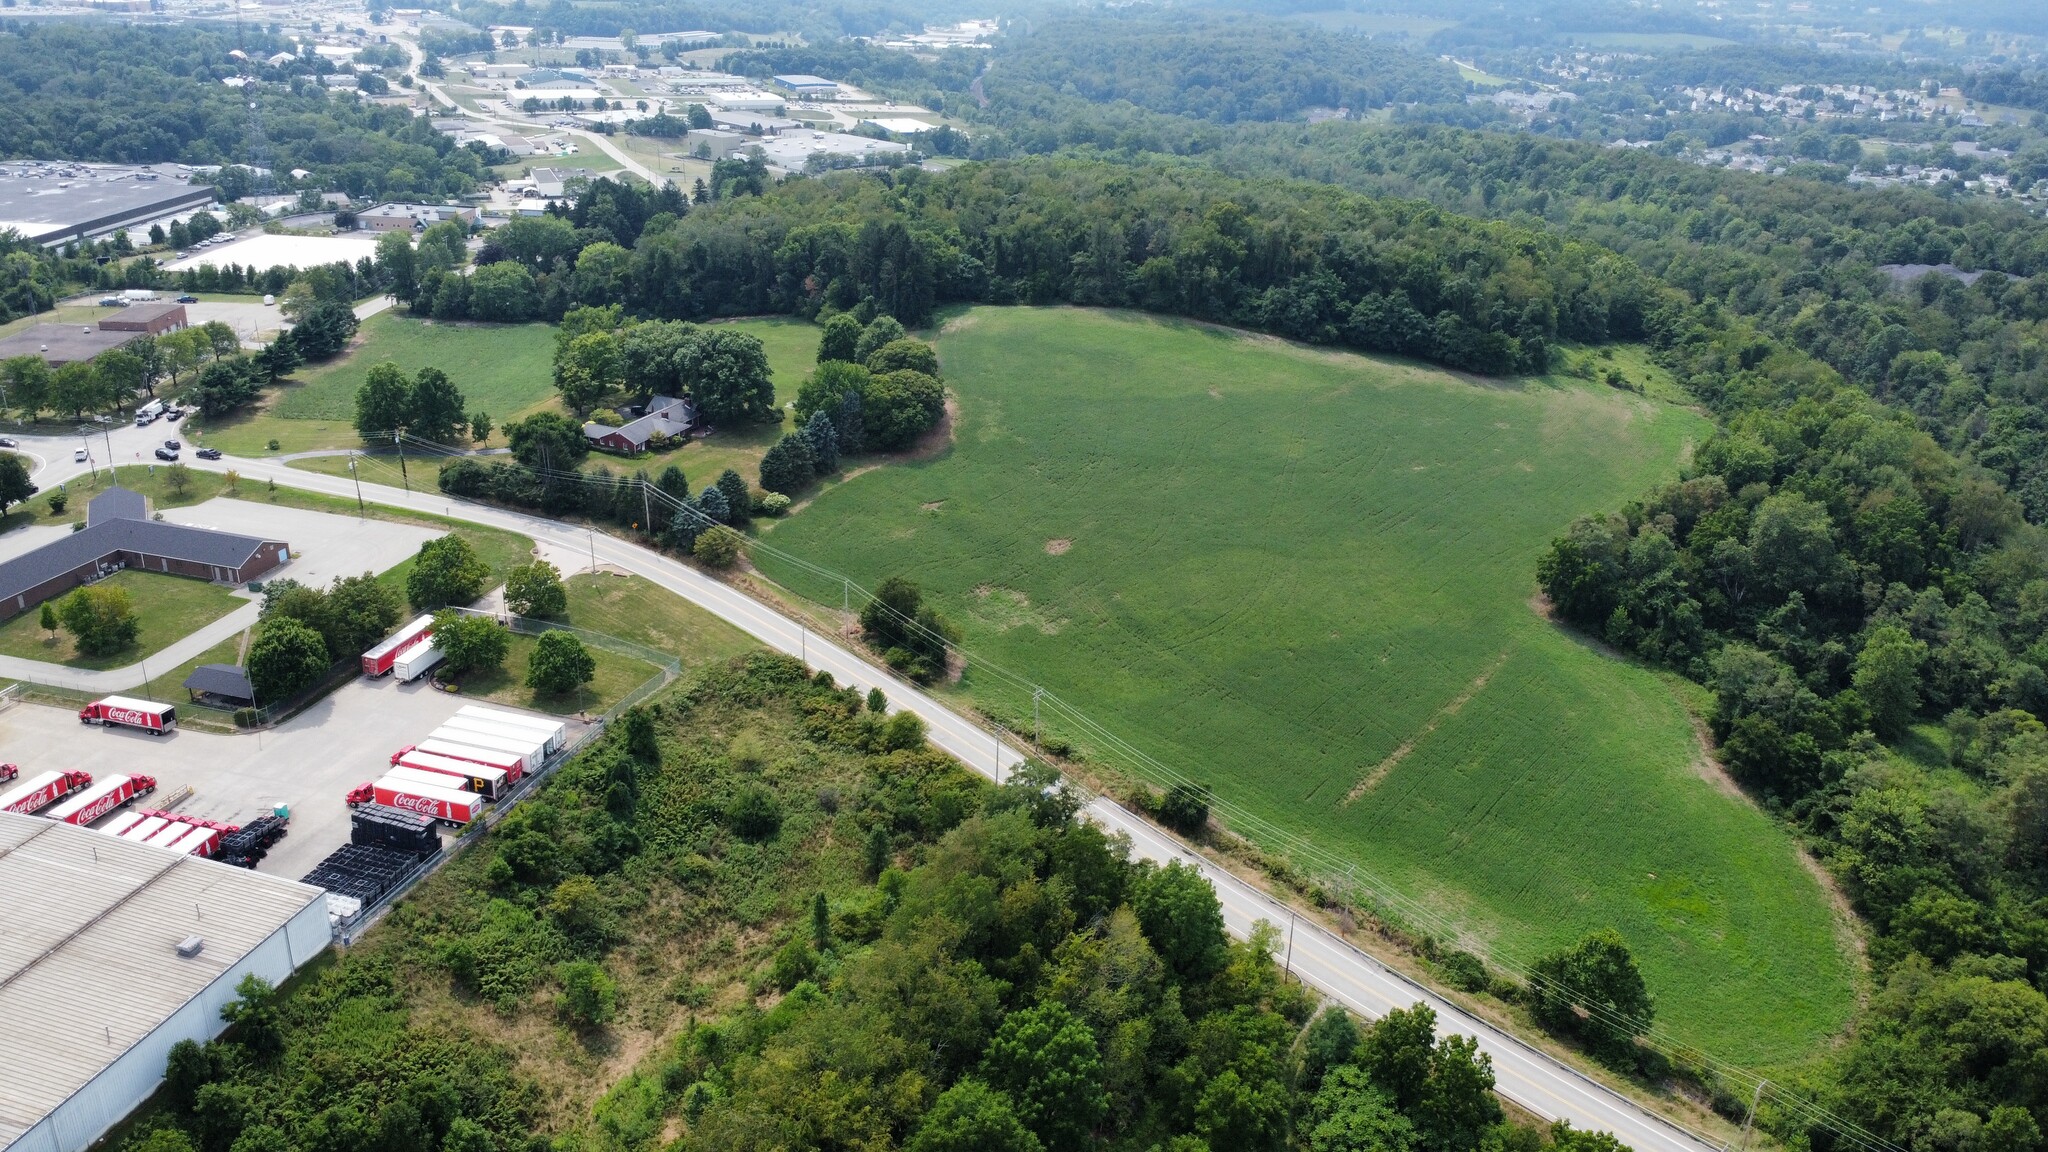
[583,395,697,454]
[0,488,288,619]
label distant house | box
[583,395,696,454]
[0,488,289,620]
[529,167,597,198]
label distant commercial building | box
[529,167,597,198]
[708,91,787,112]
[707,110,800,135]
[358,202,479,232]
[0,304,188,368]
[772,74,840,98]
[0,162,216,249]
[97,302,190,336]
[684,128,749,160]
[0,810,328,1152]
[523,68,597,89]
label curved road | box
[164,450,1718,1152]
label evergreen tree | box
[759,433,816,495]
[696,484,729,525]
[818,313,862,363]
[716,469,751,523]
[803,409,840,473]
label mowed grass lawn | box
[760,307,1855,1066]
[0,569,245,670]
[561,571,757,675]
[198,315,559,456]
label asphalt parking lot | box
[0,679,588,878]
[161,498,443,591]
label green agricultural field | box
[758,307,1856,1067]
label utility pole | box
[348,453,365,517]
[587,526,596,575]
[1033,687,1043,746]
[79,429,96,482]
[393,429,410,493]
[1737,1079,1765,1152]
[1285,909,1297,976]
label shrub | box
[1156,781,1211,835]
[555,959,617,1026]
[725,785,782,840]
[694,526,743,568]
[59,583,138,656]
[47,488,67,515]
[527,630,596,695]
[756,492,791,517]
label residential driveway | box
[0,683,593,877]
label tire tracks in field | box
[1345,648,1514,803]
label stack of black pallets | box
[349,804,440,856]
[216,815,289,869]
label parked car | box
[163,439,181,450]
[153,447,178,461]
[0,437,16,448]
[98,296,122,307]
[165,410,182,422]
[73,448,87,463]
[176,294,199,304]
[195,448,222,461]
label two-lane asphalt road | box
[192,451,1719,1152]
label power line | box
[371,437,1903,1152]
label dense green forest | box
[121,653,1621,1152]
[608,159,1665,376]
[0,22,492,199]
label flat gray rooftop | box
[0,811,324,1148]
[0,164,216,246]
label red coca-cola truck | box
[361,614,436,677]
[0,770,92,815]
[44,774,157,825]
[79,696,177,735]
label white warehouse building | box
[0,811,329,1152]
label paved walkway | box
[0,598,257,693]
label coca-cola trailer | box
[43,774,157,825]
[362,613,436,677]
[78,695,176,735]
[368,776,483,825]
[0,770,93,815]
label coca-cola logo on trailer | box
[78,794,120,823]
[107,707,154,726]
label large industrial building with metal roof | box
[0,810,329,1152]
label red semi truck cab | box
[0,770,92,815]
[79,696,177,735]
[44,774,157,825]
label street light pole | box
[393,429,410,493]
[348,453,365,517]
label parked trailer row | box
[361,614,436,677]
[405,736,534,779]
[78,696,177,734]
[0,770,91,815]
[394,749,509,800]
[456,705,567,754]
[426,725,545,774]
[44,774,157,825]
